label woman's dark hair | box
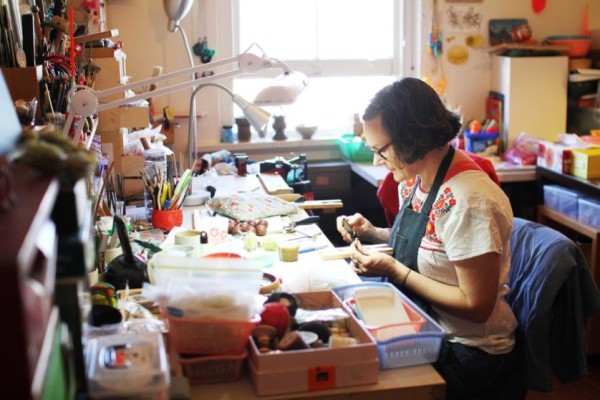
[362,77,462,164]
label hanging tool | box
[424,0,447,95]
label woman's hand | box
[349,239,404,279]
[336,213,377,243]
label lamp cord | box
[177,25,197,170]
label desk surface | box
[350,161,536,187]
[176,173,445,399]
[191,364,445,400]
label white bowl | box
[296,125,318,139]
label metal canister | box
[234,153,248,176]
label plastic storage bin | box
[167,314,258,355]
[334,282,445,370]
[85,332,170,399]
[336,134,374,162]
[543,185,561,211]
[177,350,247,384]
[577,197,600,228]
[463,131,499,154]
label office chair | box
[503,217,600,396]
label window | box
[230,0,419,138]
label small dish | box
[296,125,318,140]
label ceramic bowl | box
[296,125,318,140]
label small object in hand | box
[342,218,359,240]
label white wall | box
[105,0,600,146]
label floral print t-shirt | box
[397,160,517,354]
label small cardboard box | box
[571,148,600,179]
[248,290,378,396]
[98,106,150,131]
[537,140,574,174]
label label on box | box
[537,140,573,174]
[308,365,336,391]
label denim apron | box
[387,146,455,307]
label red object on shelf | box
[259,302,291,338]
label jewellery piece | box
[400,269,412,286]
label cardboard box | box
[572,148,600,179]
[537,140,574,174]
[98,106,150,131]
[248,290,378,396]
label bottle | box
[143,147,168,219]
[353,113,364,136]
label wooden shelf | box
[0,164,61,399]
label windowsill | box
[198,135,338,154]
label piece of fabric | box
[207,192,298,221]
[506,218,600,392]
[377,149,500,227]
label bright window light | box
[232,0,412,138]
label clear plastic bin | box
[577,197,600,228]
[334,282,445,369]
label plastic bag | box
[502,132,538,165]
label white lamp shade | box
[232,95,271,135]
[163,0,194,32]
[253,71,308,106]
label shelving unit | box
[0,164,70,399]
[536,166,600,354]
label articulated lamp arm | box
[62,45,305,148]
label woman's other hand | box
[349,239,399,278]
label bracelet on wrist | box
[399,269,411,286]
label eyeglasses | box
[365,141,393,161]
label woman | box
[337,77,518,399]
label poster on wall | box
[444,4,483,33]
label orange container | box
[167,314,258,355]
[177,351,247,385]
[151,208,183,232]
[546,35,592,57]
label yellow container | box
[571,148,600,179]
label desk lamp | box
[61,43,307,146]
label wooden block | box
[122,176,144,199]
[257,173,293,195]
[75,29,119,44]
[320,244,393,260]
[98,106,150,131]
[92,56,126,102]
[83,46,122,59]
[1,65,42,104]
[121,156,144,178]
[297,199,343,210]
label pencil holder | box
[151,208,183,232]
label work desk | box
[350,161,536,188]
[175,173,446,399]
[349,161,538,221]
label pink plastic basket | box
[178,350,247,385]
[167,314,258,355]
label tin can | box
[234,153,248,176]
